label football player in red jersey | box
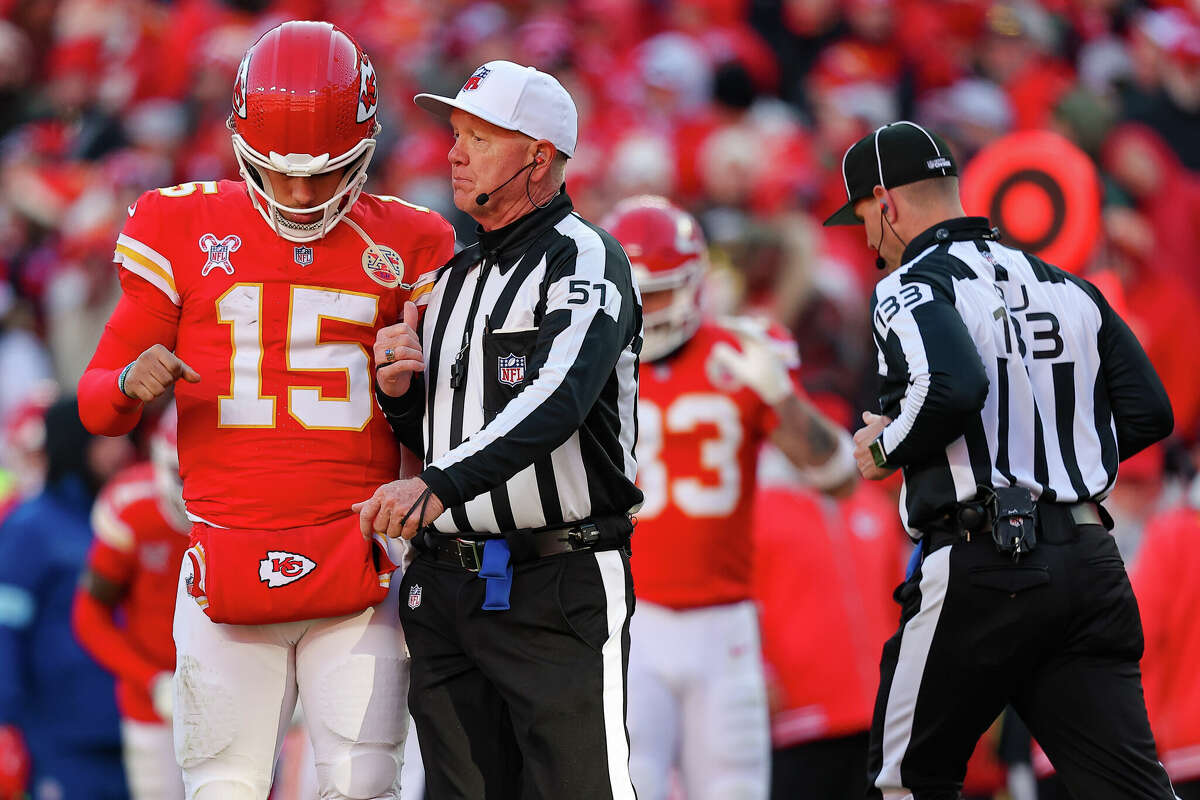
[76,21,455,800]
[604,196,859,800]
[72,404,190,800]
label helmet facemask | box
[227,21,381,244]
[230,121,377,244]
[637,259,703,361]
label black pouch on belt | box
[990,486,1038,560]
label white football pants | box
[276,717,424,800]
[122,719,185,800]
[627,599,770,800]
[172,556,410,800]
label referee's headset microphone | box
[874,200,908,271]
[475,151,546,206]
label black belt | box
[926,499,1106,551]
[417,520,611,573]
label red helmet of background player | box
[149,401,188,533]
[228,20,379,243]
[603,196,707,361]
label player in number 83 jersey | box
[605,197,858,800]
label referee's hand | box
[853,411,896,481]
[374,301,423,397]
[353,477,445,540]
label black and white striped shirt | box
[870,216,1173,534]
[381,190,643,534]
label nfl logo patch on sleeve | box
[408,584,422,609]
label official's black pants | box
[398,547,636,800]
[866,519,1177,799]
[771,731,869,800]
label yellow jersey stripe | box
[115,244,178,294]
[409,281,435,302]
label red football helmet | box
[228,21,379,242]
[603,195,707,361]
[149,401,188,533]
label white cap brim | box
[413,92,574,157]
[413,93,523,135]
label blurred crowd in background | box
[1,0,1200,798]
[4,0,1200,461]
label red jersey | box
[79,463,190,722]
[632,321,795,608]
[753,480,906,745]
[1131,506,1200,782]
[101,179,454,529]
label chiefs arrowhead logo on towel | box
[259,551,317,587]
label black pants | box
[866,522,1175,799]
[1040,776,1198,799]
[398,547,636,800]
[771,731,869,800]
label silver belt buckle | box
[453,538,484,572]
[1069,503,1102,527]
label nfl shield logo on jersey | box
[408,584,422,609]
[293,246,314,266]
[199,233,241,276]
[498,353,526,387]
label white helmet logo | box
[357,54,378,123]
[232,51,250,119]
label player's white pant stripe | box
[875,546,952,795]
[596,550,635,800]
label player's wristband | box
[117,361,137,398]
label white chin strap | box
[231,133,375,243]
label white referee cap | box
[414,60,578,158]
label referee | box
[827,121,1178,799]
[355,61,642,799]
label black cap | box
[823,121,958,226]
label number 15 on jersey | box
[216,283,379,431]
